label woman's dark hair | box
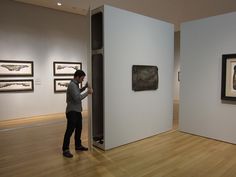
[74,70,86,78]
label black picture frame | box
[132,65,158,91]
[54,78,71,93]
[178,71,180,82]
[221,54,236,101]
[0,79,34,92]
[0,60,33,77]
[53,61,82,76]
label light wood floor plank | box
[1,111,236,177]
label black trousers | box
[62,111,82,151]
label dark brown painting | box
[132,65,158,91]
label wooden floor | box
[1,111,236,177]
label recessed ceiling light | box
[57,2,62,6]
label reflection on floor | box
[1,106,236,177]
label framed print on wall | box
[221,54,236,101]
[0,60,33,77]
[0,79,34,92]
[54,78,71,92]
[178,71,180,82]
[53,61,82,76]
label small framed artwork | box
[178,71,180,82]
[53,61,82,76]
[132,65,158,91]
[54,78,71,92]
[0,60,33,77]
[0,79,34,92]
[221,54,236,101]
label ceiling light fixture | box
[57,2,62,6]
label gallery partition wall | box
[179,12,236,144]
[90,5,174,150]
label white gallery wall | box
[180,12,236,144]
[0,0,88,120]
[102,5,174,149]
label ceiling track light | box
[57,2,62,6]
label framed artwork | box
[53,61,82,76]
[178,71,180,82]
[54,78,71,92]
[0,79,34,92]
[132,65,158,91]
[221,54,236,101]
[0,60,33,77]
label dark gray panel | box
[91,12,103,50]
[92,54,104,144]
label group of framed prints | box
[0,60,34,92]
[1,55,235,101]
[53,61,82,92]
[0,60,82,93]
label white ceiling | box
[14,0,236,31]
